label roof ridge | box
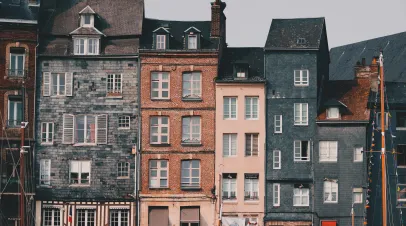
[331,31,406,50]
[145,17,210,23]
[271,17,325,20]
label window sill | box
[223,200,238,203]
[294,160,310,162]
[149,187,170,190]
[182,98,202,102]
[323,202,338,204]
[69,184,91,188]
[117,177,130,180]
[118,127,131,130]
[73,144,97,147]
[223,118,238,120]
[294,84,309,87]
[319,160,338,163]
[245,155,259,157]
[181,187,201,191]
[50,95,68,98]
[293,205,310,207]
[294,124,309,126]
[181,142,202,147]
[106,95,123,99]
[245,118,259,120]
[397,127,406,131]
[5,76,25,80]
[244,200,260,204]
[397,166,406,168]
[41,142,54,146]
[150,143,170,147]
[151,99,171,102]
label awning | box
[222,217,245,226]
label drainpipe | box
[33,26,40,226]
[263,50,267,226]
[136,56,142,226]
[311,139,315,226]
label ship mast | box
[379,52,387,226]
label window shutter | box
[96,114,108,144]
[43,72,51,96]
[65,72,73,96]
[63,114,74,144]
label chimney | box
[354,57,379,92]
[361,58,366,66]
[211,0,226,38]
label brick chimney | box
[211,0,226,38]
[354,57,379,92]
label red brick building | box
[138,1,226,225]
[0,0,39,225]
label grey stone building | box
[329,32,406,226]
[34,1,143,225]
[264,18,329,226]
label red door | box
[321,221,337,226]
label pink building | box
[215,48,266,226]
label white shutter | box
[96,114,108,144]
[63,114,74,144]
[65,72,73,96]
[81,161,91,173]
[43,72,51,96]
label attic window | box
[188,35,197,49]
[327,107,339,119]
[297,38,306,44]
[235,64,248,79]
[84,15,91,25]
[81,14,94,27]
[156,35,166,50]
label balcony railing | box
[7,69,27,78]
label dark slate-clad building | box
[264,18,329,226]
[330,32,406,225]
[315,64,371,226]
[0,0,39,225]
[34,0,143,225]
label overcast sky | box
[145,0,406,48]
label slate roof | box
[368,82,406,106]
[317,78,370,121]
[140,18,219,50]
[264,17,325,50]
[330,32,406,82]
[0,0,39,21]
[39,0,144,56]
[217,47,265,83]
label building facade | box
[264,18,329,226]
[138,1,226,225]
[0,0,39,225]
[34,0,143,225]
[215,47,265,226]
[313,61,371,226]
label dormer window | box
[74,38,99,55]
[188,35,197,49]
[156,35,166,50]
[79,6,96,27]
[234,63,249,79]
[84,15,91,25]
[297,38,306,44]
[327,107,340,119]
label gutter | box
[0,18,37,24]
[316,120,369,124]
[38,55,139,59]
[136,55,142,226]
[264,47,319,51]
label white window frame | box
[42,208,62,226]
[181,160,200,188]
[294,140,310,162]
[156,35,166,50]
[244,176,259,201]
[182,116,201,144]
[274,115,282,133]
[8,97,22,127]
[397,184,406,203]
[9,52,25,76]
[69,161,91,185]
[75,115,96,144]
[73,38,99,55]
[182,72,201,99]
[117,162,130,178]
[118,116,130,129]
[223,134,237,157]
[81,14,94,27]
[353,188,363,204]
[51,73,66,96]
[107,74,122,94]
[188,35,197,49]
[324,181,338,203]
[44,72,73,97]
[273,150,281,169]
[222,175,237,200]
[40,159,51,186]
[149,160,168,188]
[41,122,54,144]
[354,147,363,162]
[294,69,309,86]
[109,210,129,226]
[150,116,169,144]
[76,209,95,226]
[245,133,259,156]
[273,183,280,206]
[327,107,340,119]
[223,97,237,119]
[245,97,259,120]
[151,72,170,100]
[319,141,338,162]
[293,187,310,206]
[294,103,308,125]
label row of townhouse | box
[2,0,406,226]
